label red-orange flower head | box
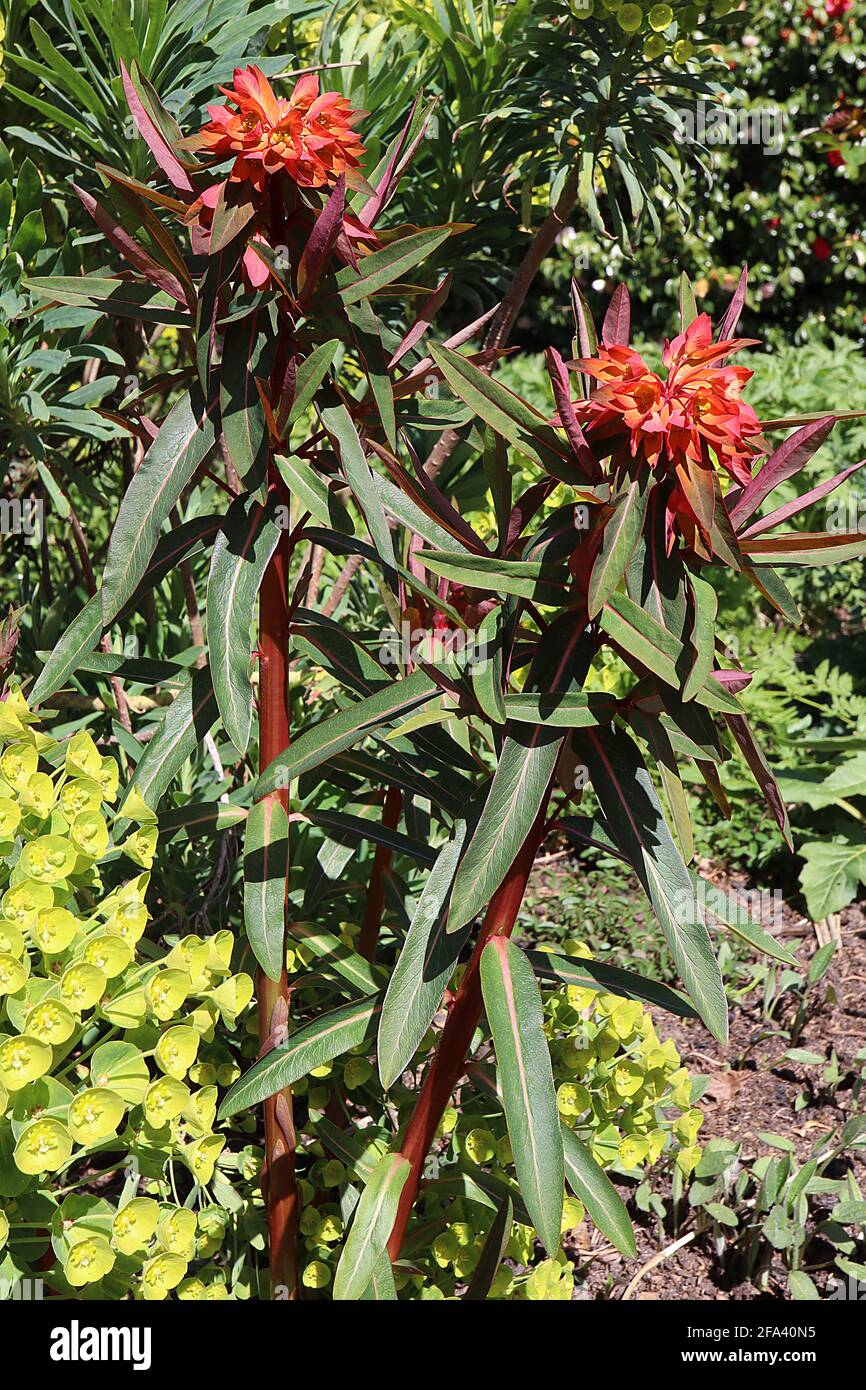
[195,66,365,191]
[572,313,762,489]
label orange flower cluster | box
[194,66,365,191]
[571,313,762,488]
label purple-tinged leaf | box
[716,265,748,341]
[725,713,793,849]
[739,458,866,539]
[729,417,836,530]
[73,183,186,303]
[601,283,631,348]
[120,61,194,195]
[297,175,346,304]
[545,347,601,481]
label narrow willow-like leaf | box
[220,315,269,489]
[337,227,453,304]
[30,593,102,705]
[560,1125,636,1258]
[360,1250,398,1300]
[448,723,562,933]
[119,667,218,816]
[419,548,568,603]
[321,403,395,570]
[255,667,437,797]
[601,590,743,715]
[292,921,384,996]
[243,797,289,983]
[526,950,698,1019]
[275,454,353,534]
[577,724,728,1043]
[219,994,381,1117]
[378,821,469,1089]
[101,387,218,624]
[682,574,717,703]
[206,493,282,753]
[587,476,647,619]
[480,937,564,1254]
[333,1151,410,1300]
[502,691,615,728]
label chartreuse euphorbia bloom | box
[112,1198,160,1255]
[59,778,104,818]
[0,920,24,956]
[209,973,253,1023]
[144,1077,189,1128]
[20,835,78,884]
[0,1033,53,1091]
[146,969,191,1021]
[155,1025,199,1080]
[31,907,78,953]
[0,1209,8,1249]
[20,772,56,818]
[122,826,158,868]
[0,953,29,994]
[3,880,53,926]
[0,743,38,790]
[107,897,149,945]
[83,932,132,978]
[64,1233,116,1287]
[26,998,76,1045]
[185,1135,225,1184]
[65,731,103,780]
[70,811,109,860]
[141,1252,187,1300]
[0,797,21,838]
[60,961,107,1012]
[184,1086,217,1136]
[68,1087,126,1145]
[157,1207,197,1257]
[14,1117,73,1173]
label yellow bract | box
[65,1233,115,1287]
[26,998,76,1045]
[0,1033,53,1091]
[19,835,77,883]
[14,1117,73,1173]
[60,961,107,1012]
[112,1197,160,1255]
[68,1087,126,1144]
[65,731,103,780]
[32,907,78,953]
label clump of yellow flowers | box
[0,689,259,1299]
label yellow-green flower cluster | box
[0,691,257,1299]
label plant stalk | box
[257,456,299,1299]
[386,796,551,1261]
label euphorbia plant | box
[24,53,866,1298]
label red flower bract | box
[569,313,762,487]
[193,65,365,190]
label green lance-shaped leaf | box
[526,950,698,1020]
[464,1195,513,1301]
[447,723,562,934]
[480,937,564,1255]
[600,590,743,715]
[219,994,381,1117]
[377,820,469,1090]
[682,574,718,703]
[101,387,219,625]
[560,1125,636,1258]
[220,315,270,490]
[160,801,248,842]
[333,1152,410,1301]
[243,797,289,983]
[336,226,454,304]
[289,339,341,424]
[275,454,353,534]
[30,592,102,705]
[430,341,580,484]
[418,549,568,604]
[321,403,395,571]
[292,921,384,997]
[25,275,191,325]
[587,475,648,619]
[502,691,616,728]
[360,1251,399,1301]
[206,493,282,753]
[255,667,437,797]
[119,667,218,818]
[576,724,728,1043]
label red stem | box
[386,795,551,1261]
[358,787,403,962]
[257,455,299,1298]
